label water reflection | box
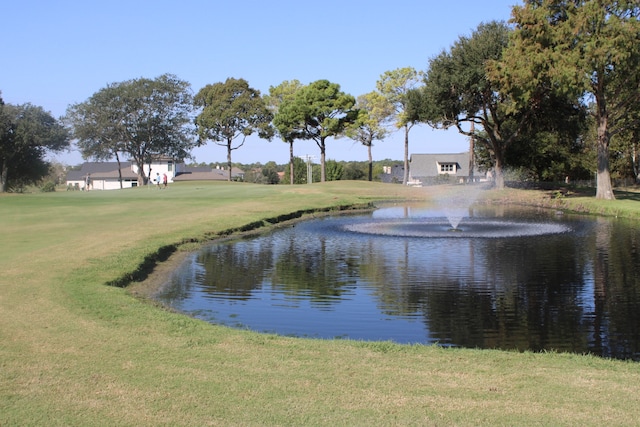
[156,205,640,360]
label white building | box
[66,159,244,190]
[66,158,183,190]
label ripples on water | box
[155,205,640,360]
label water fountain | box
[344,185,570,238]
[156,198,640,360]
[437,185,483,231]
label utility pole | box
[301,155,315,184]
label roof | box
[66,162,138,180]
[409,152,480,178]
[66,162,245,182]
[173,167,245,181]
[379,164,405,183]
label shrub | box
[40,181,56,192]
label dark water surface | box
[155,205,640,360]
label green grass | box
[2,181,640,426]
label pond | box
[155,204,640,360]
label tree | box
[195,78,273,181]
[283,156,308,184]
[420,22,531,189]
[497,0,640,199]
[345,92,393,181]
[342,161,367,180]
[261,161,280,184]
[266,80,305,184]
[273,79,356,182]
[66,74,197,186]
[502,93,590,182]
[376,67,421,185]
[66,83,128,188]
[0,97,70,192]
[610,108,640,182]
[324,159,344,181]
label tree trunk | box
[368,144,373,182]
[403,125,409,185]
[596,136,615,199]
[227,141,233,182]
[289,141,294,185]
[0,158,7,192]
[595,105,615,200]
[493,147,505,190]
[468,122,475,182]
[134,155,146,186]
[146,158,153,186]
[632,144,639,183]
[115,152,123,189]
[319,137,326,183]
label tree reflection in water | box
[156,205,640,360]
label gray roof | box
[409,153,480,178]
[67,162,245,182]
[66,162,138,180]
[172,167,245,181]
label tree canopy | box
[0,96,69,192]
[13,2,640,193]
[195,78,273,181]
[273,79,356,182]
[266,80,305,184]
[345,92,393,181]
[495,0,640,198]
[419,21,532,189]
[66,74,197,185]
[376,67,421,185]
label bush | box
[40,181,56,192]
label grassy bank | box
[1,182,639,426]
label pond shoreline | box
[127,204,381,301]
[126,186,621,304]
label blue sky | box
[1,0,518,165]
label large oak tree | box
[66,74,197,186]
[0,96,70,192]
[65,83,128,187]
[419,21,533,189]
[496,0,640,199]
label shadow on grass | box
[613,189,640,201]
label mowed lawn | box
[1,181,639,426]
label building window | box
[168,161,173,172]
[440,163,456,173]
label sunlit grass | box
[1,181,640,426]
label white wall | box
[132,160,182,182]
[90,180,139,190]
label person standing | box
[162,173,168,189]
[155,172,161,188]
[84,173,91,191]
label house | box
[66,158,184,190]
[408,152,484,186]
[379,164,405,184]
[66,159,244,190]
[66,161,139,190]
